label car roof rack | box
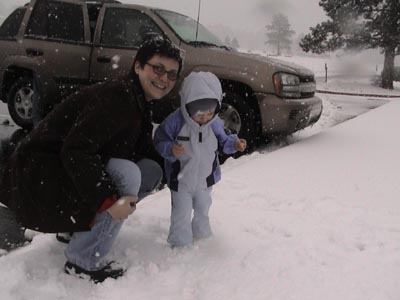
[23,0,121,5]
[84,0,121,3]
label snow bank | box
[1,99,399,300]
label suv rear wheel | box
[7,76,34,129]
[219,91,257,154]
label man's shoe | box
[64,261,125,283]
[0,206,26,251]
[56,232,73,244]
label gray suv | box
[0,0,322,149]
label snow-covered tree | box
[231,37,240,49]
[224,36,231,46]
[300,0,400,89]
[265,14,295,56]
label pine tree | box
[265,14,295,56]
[224,36,231,46]
[300,0,400,89]
[231,37,240,49]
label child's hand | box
[234,138,247,152]
[172,143,185,158]
[107,195,137,222]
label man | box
[0,36,183,283]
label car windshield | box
[153,9,225,48]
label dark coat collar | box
[121,72,147,114]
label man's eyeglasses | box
[145,63,179,81]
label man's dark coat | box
[0,74,157,232]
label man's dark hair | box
[134,34,183,75]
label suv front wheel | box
[7,76,34,129]
[219,91,257,154]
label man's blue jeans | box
[64,158,162,271]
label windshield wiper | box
[188,41,219,47]
[188,40,231,50]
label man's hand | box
[107,195,138,222]
[234,138,247,152]
[172,143,185,158]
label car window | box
[0,7,26,39]
[25,0,84,43]
[154,9,223,46]
[100,8,162,48]
[87,3,102,42]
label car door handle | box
[26,48,44,57]
[97,56,111,63]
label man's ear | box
[134,61,141,74]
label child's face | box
[191,111,215,124]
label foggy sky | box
[127,0,327,49]
[127,0,327,35]
[0,0,327,49]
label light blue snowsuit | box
[154,72,239,246]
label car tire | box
[219,91,257,156]
[7,76,34,129]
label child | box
[154,71,246,247]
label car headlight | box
[273,72,301,98]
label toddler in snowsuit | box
[154,71,247,247]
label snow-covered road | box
[0,66,399,300]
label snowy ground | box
[0,55,400,300]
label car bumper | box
[255,92,323,135]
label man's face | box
[135,54,179,101]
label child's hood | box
[179,72,222,124]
